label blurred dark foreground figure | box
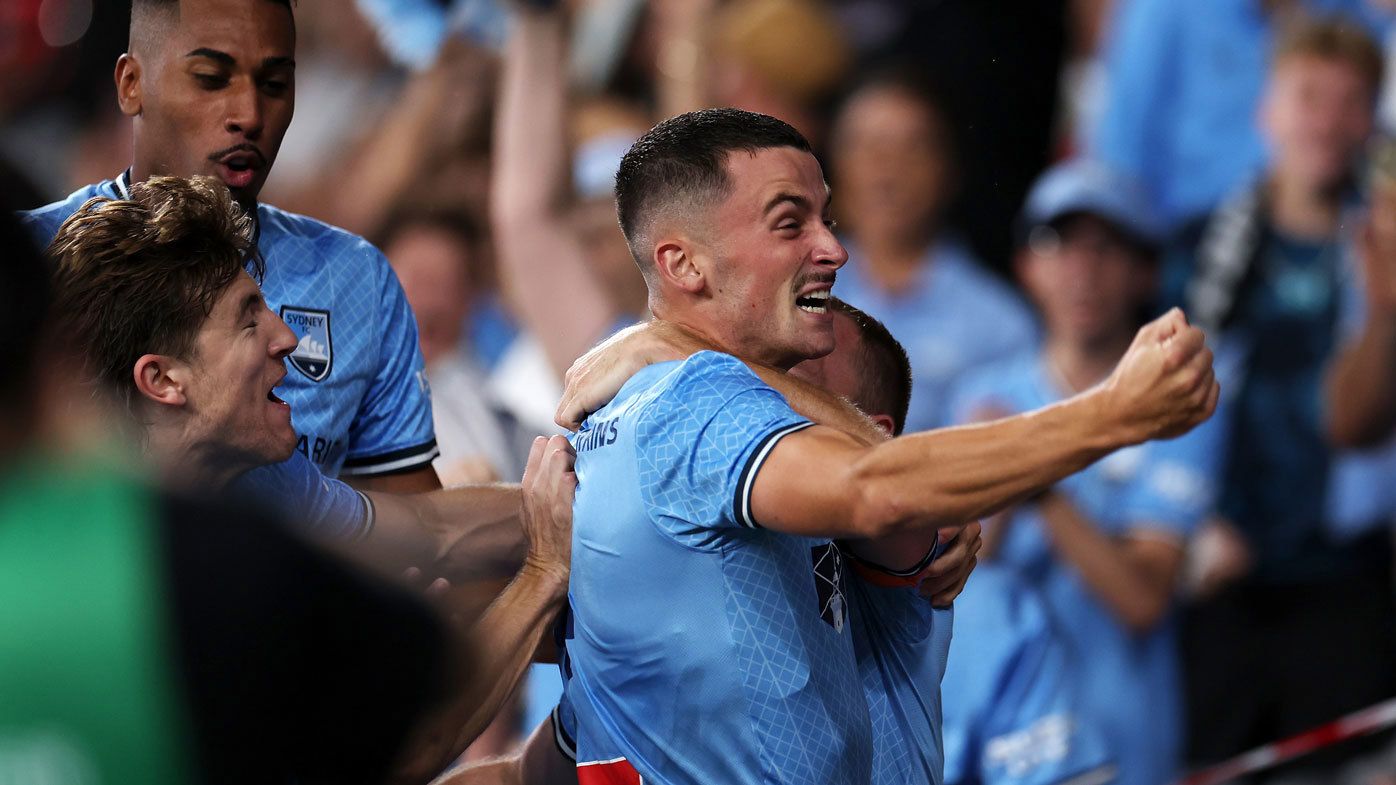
[0,203,465,785]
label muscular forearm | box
[390,564,568,785]
[494,10,569,221]
[1326,309,1396,447]
[370,484,527,583]
[1037,492,1177,632]
[846,391,1129,536]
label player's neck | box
[653,306,797,371]
[145,426,252,492]
[1042,333,1130,395]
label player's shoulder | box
[19,180,114,245]
[257,203,393,274]
[663,350,770,396]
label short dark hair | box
[47,175,262,419]
[831,298,913,435]
[614,108,813,272]
[130,0,295,48]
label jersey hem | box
[339,440,440,476]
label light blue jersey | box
[23,172,437,479]
[834,239,1038,432]
[230,451,372,541]
[845,571,952,785]
[949,353,1221,785]
[564,351,872,785]
[942,565,1116,785]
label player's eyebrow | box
[186,48,236,65]
[239,292,264,320]
[185,49,295,70]
[764,192,812,216]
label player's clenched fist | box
[1099,308,1220,442]
[520,435,577,582]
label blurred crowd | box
[6,0,1396,783]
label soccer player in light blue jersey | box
[948,161,1224,785]
[792,300,1113,785]
[427,298,983,785]
[548,109,1218,785]
[45,177,575,722]
[21,0,439,494]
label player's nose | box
[814,227,849,270]
[269,312,297,360]
[224,82,264,140]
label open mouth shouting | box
[210,144,267,190]
[796,288,832,315]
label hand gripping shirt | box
[563,351,873,785]
[22,172,438,479]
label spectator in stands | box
[384,210,527,484]
[488,1,650,436]
[830,70,1038,431]
[950,159,1221,785]
[1092,0,1389,225]
[1166,17,1396,773]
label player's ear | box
[116,54,143,117]
[133,354,188,408]
[653,236,705,295]
[869,413,897,438]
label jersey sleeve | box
[339,246,440,477]
[634,351,812,542]
[232,452,373,541]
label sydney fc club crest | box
[281,306,333,382]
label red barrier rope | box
[1175,696,1396,785]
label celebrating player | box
[44,177,576,783]
[22,0,441,493]
[551,109,1217,784]
[429,299,985,785]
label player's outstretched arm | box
[750,309,1219,540]
[387,436,574,784]
[492,3,620,376]
[366,483,528,584]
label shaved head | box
[130,0,294,53]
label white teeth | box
[797,304,828,314]
[805,290,830,300]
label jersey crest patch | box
[281,306,333,382]
[812,543,847,632]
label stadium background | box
[3,0,1396,782]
